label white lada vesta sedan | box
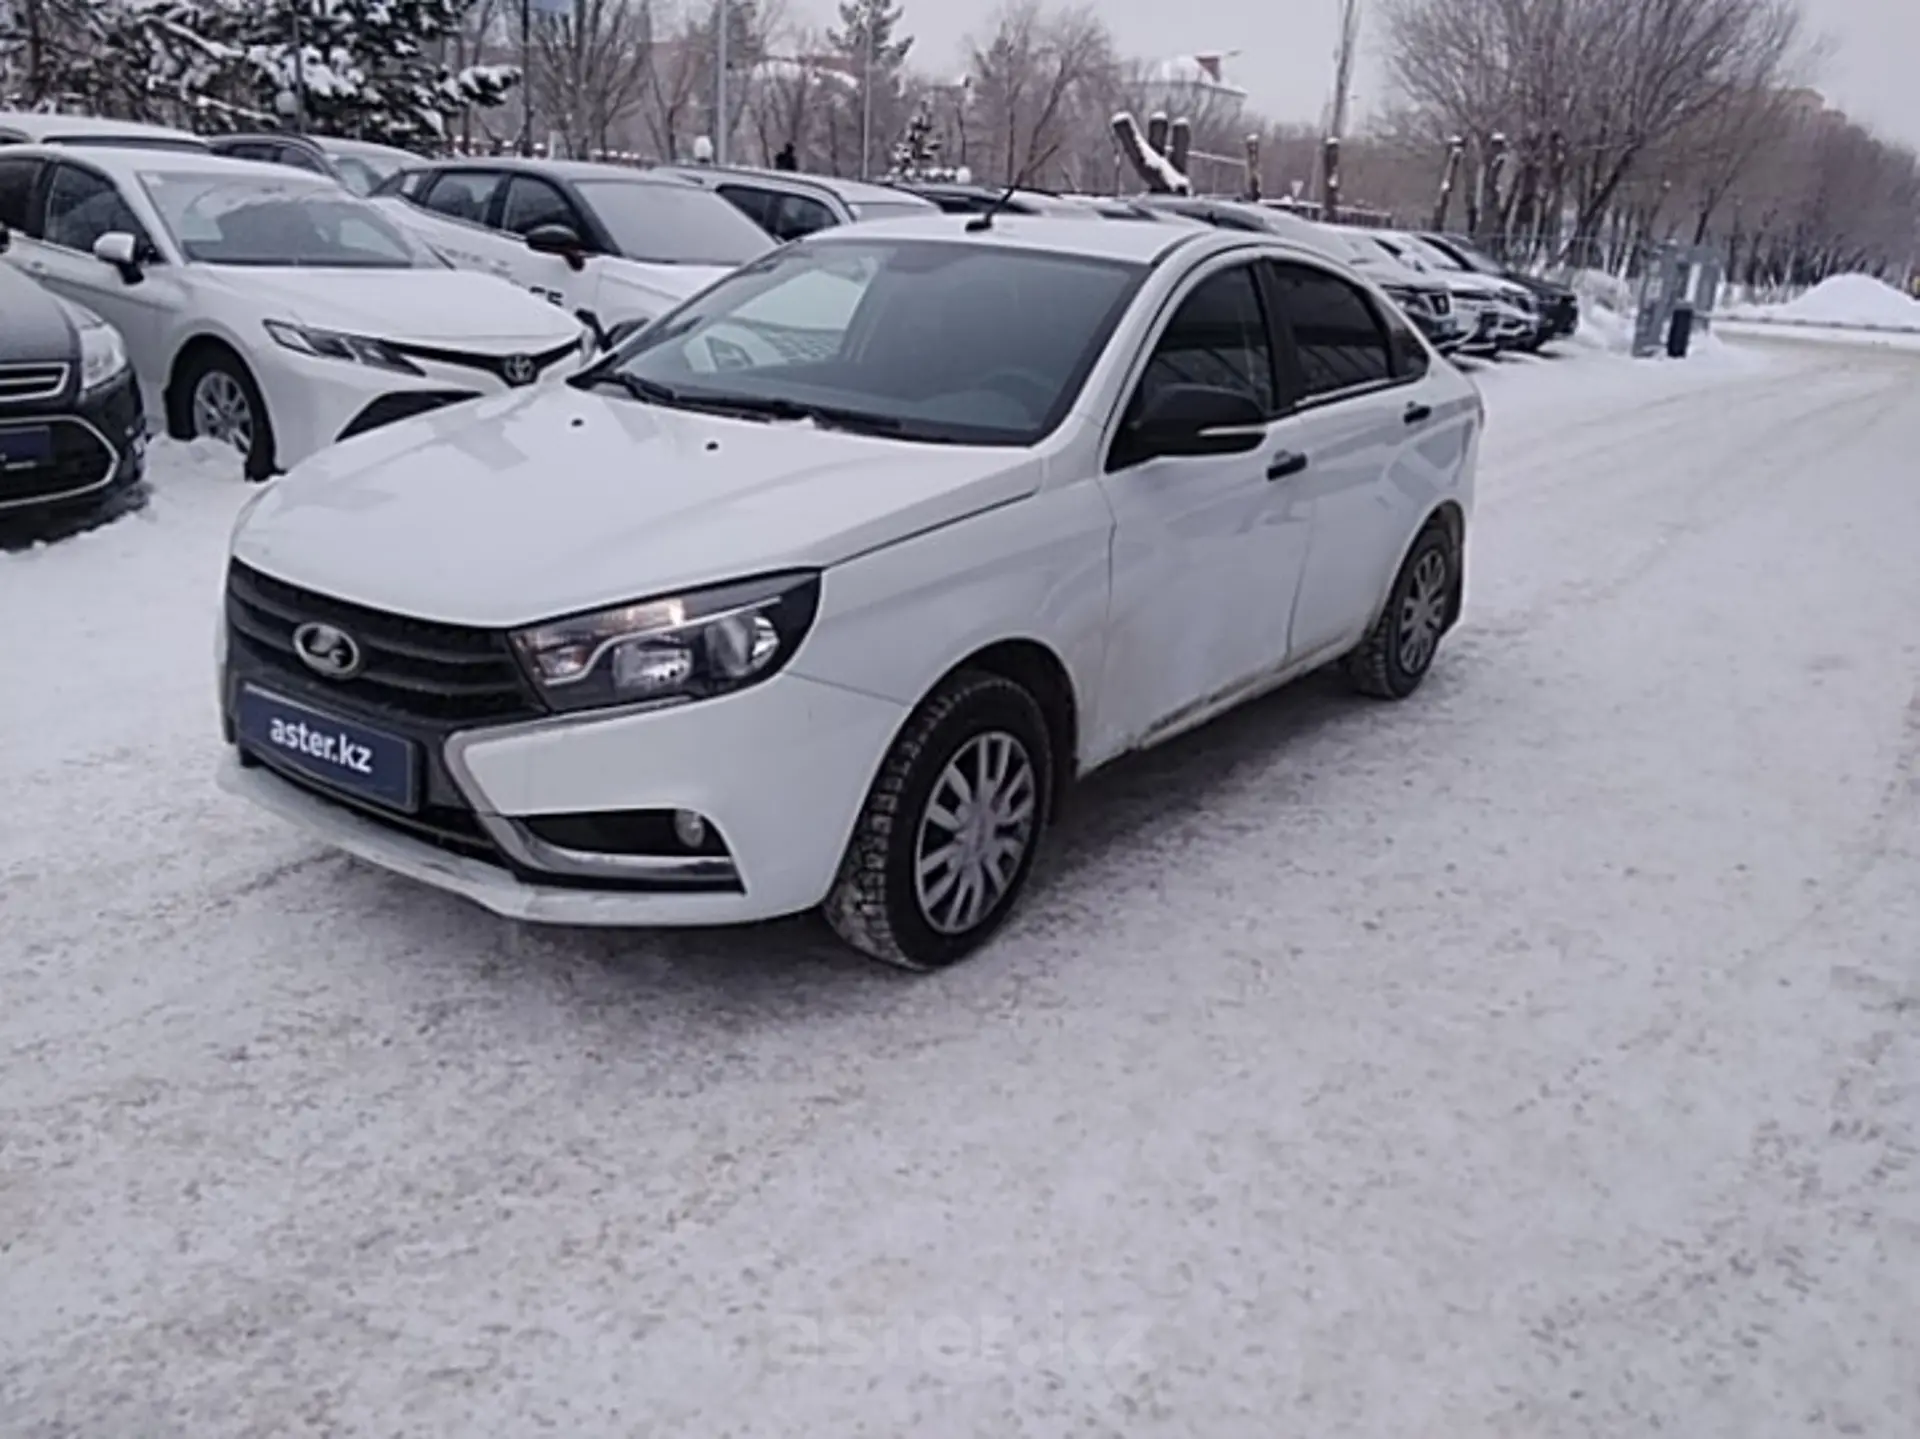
[218,214,1482,970]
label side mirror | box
[93,231,143,283]
[524,223,589,271]
[1123,383,1267,462]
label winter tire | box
[1343,523,1458,700]
[175,347,277,483]
[824,671,1053,971]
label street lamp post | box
[859,16,874,180]
[715,0,728,165]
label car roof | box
[0,110,208,147]
[401,156,701,188]
[2,144,340,184]
[662,163,933,208]
[798,210,1320,268]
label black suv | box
[1418,233,1580,341]
[0,224,145,534]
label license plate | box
[0,426,52,469]
[236,685,418,812]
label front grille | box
[337,389,480,442]
[385,337,578,388]
[0,363,68,405]
[0,417,115,507]
[225,561,544,724]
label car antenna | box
[966,185,1019,232]
[965,162,1039,232]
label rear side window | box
[1266,262,1393,397]
[716,183,776,232]
[0,157,39,231]
[419,170,500,225]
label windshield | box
[593,238,1145,446]
[575,179,775,265]
[1397,234,1470,273]
[1429,236,1506,276]
[140,172,439,267]
[326,146,412,198]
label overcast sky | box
[848,0,1920,149]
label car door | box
[10,159,176,387]
[1092,255,1315,753]
[498,172,601,313]
[1262,258,1439,659]
[394,167,511,276]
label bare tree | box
[530,0,653,157]
[964,0,1114,188]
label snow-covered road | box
[4,339,1917,1436]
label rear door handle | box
[1404,402,1433,425]
[1266,451,1308,481]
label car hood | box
[595,259,735,324]
[195,266,585,348]
[0,259,77,361]
[231,385,1043,627]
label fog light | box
[672,810,707,848]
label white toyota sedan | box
[217,215,1481,969]
[0,147,592,479]
[369,158,776,342]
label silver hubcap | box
[191,370,254,454]
[914,730,1038,935]
[1397,548,1450,674]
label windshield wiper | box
[688,394,905,435]
[576,370,684,406]
[575,372,906,436]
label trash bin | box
[1666,302,1695,358]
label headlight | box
[264,320,422,374]
[510,571,821,714]
[77,314,130,393]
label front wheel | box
[175,347,277,482]
[824,672,1053,971]
[1343,523,1459,700]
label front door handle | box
[1266,451,1309,481]
[1404,402,1433,425]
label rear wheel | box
[1343,524,1458,700]
[824,672,1053,971]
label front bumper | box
[220,660,909,927]
[0,365,145,517]
[254,338,585,470]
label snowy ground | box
[4,338,1918,1436]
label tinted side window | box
[716,183,776,232]
[282,146,329,174]
[1130,263,1276,421]
[768,193,835,242]
[0,157,40,231]
[1380,302,1430,379]
[419,170,500,225]
[42,164,145,253]
[1266,262,1393,397]
[500,175,581,237]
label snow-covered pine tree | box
[59,0,516,150]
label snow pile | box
[1725,274,1920,330]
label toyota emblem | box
[502,354,537,387]
[292,622,363,680]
